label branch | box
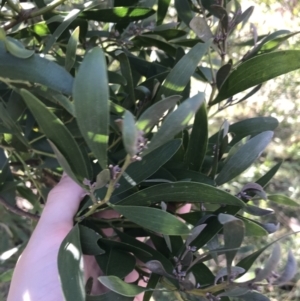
[0,196,40,221]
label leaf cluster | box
[0,0,299,300]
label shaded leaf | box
[65,26,80,71]
[186,224,207,247]
[216,131,274,185]
[44,9,81,53]
[240,182,267,200]
[213,51,300,104]
[73,47,109,169]
[273,251,297,285]
[157,0,171,25]
[243,205,273,216]
[86,291,133,301]
[238,216,269,237]
[20,89,91,183]
[99,276,150,297]
[215,266,245,285]
[237,291,271,301]
[260,222,280,234]
[216,61,232,90]
[145,260,172,277]
[122,111,138,157]
[268,194,299,207]
[79,225,104,255]
[184,102,208,171]
[174,0,194,26]
[118,182,245,207]
[94,169,110,190]
[58,224,85,301]
[143,93,205,156]
[256,161,282,187]
[255,243,281,282]
[112,205,190,235]
[218,214,245,274]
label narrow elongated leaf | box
[0,42,73,94]
[238,216,268,237]
[65,26,79,71]
[268,194,299,207]
[157,0,171,25]
[58,224,85,301]
[216,131,274,185]
[190,17,213,42]
[143,93,205,156]
[79,225,104,255]
[256,161,282,187]
[44,9,80,53]
[80,7,155,22]
[237,291,271,301]
[213,51,300,104]
[137,95,181,133]
[118,182,245,207]
[20,89,91,182]
[174,0,194,26]
[218,214,245,274]
[122,111,138,157]
[214,266,245,285]
[107,139,181,197]
[255,243,281,282]
[273,251,297,285]
[243,205,273,216]
[184,102,208,171]
[86,291,133,301]
[154,41,211,101]
[73,47,109,169]
[112,205,190,235]
[5,37,34,59]
[116,51,135,108]
[99,276,150,297]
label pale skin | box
[7,174,191,301]
[7,174,140,301]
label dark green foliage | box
[0,1,298,300]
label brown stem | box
[0,196,40,221]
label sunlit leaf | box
[268,194,299,207]
[73,47,109,169]
[65,26,80,71]
[58,224,85,301]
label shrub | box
[0,0,299,300]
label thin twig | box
[0,196,40,221]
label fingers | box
[39,173,86,228]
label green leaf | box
[166,168,214,185]
[58,224,85,301]
[112,205,190,235]
[143,93,205,156]
[256,161,282,187]
[218,214,245,274]
[209,117,278,146]
[118,182,245,207]
[216,131,274,185]
[238,216,268,237]
[151,29,187,40]
[111,139,182,196]
[255,243,281,282]
[5,37,34,59]
[0,269,13,282]
[99,276,150,297]
[80,7,156,23]
[212,51,300,104]
[154,41,211,101]
[184,102,208,171]
[237,291,271,301]
[137,95,181,133]
[86,291,133,301]
[174,0,194,26]
[157,0,171,25]
[0,42,73,95]
[44,9,81,53]
[65,26,80,71]
[268,194,299,207]
[20,89,91,182]
[273,251,297,285]
[73,47,109,169]
[116,51,135,109]
[122,111,138,157]
[79,225,104,255]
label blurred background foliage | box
[0,0,300,300]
